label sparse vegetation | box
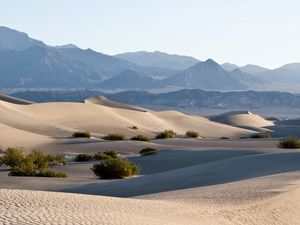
[278,136,300,149]
[251,133,272,139]
[72,131,91,138]
[91,157,140,179]
[95,150,118,160]
[103,133,125,141]
[139,147,158,156]
[156,130,176,139]
[75,153,93,162]
[129,126,138,130]
[220,137,230,140]
[131,135,151,142]
[0,148,67,178]
[185,130,199,138]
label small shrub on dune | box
[251,133,272,139]
[185,131,199,138]
[103,133,125,141]
[139,147,158,156]
[131,135,151,142]
[72,131,91,138]
[91,157,140,179]
[0,147,25,168]
[278,136,300,149]
[220,137,230,140]
[156,130,176,139]
[129,126,138,130]
[1,148,67,178]
[95,150,118,160]
[75,153,93,162]
[37,169,67,178]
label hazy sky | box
[1,0,300,68]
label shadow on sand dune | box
[62,150,300,197]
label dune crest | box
[85,96,148,112]
[210,111,274,129]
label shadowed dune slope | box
[63,151,300,197]
[0,93,33,104]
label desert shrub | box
[139,147,158,156]
[72,131,91,138]
[220,137,230,140]
[95,150,118,160]
[75,153,93,162]
[103,133,125,141]
[3,149,67,178]
[156,130,176,139]
[129,126,138,130]
[185,130,199,138]
[37,169,67,178]
[47,154,67,165]
[91,157,140,179]
[131,135,151,142]
[251,133,272,139]
[278,136,300,149]
[0,147,25,168]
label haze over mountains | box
[0,26,300,92]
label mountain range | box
[0,26,300,92]
[11,89,300,110]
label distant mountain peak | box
[0,26,45,51]
[54,44,78,49]
[115,51,200,71]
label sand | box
[1,95,300,224]
[210,111,274,130]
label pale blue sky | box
[1,0,300,68]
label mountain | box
[221,63,238,71]
[11,89,300,110]
[258,63,300,83]
[0,26,45,51]
[0,45,105,88]
[0,26,176,88]
[239,64,269,74]
[99,69,156,89]
[115,51,200,71]
[160,59,252,90]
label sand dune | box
[64,150,300,197]
[0,99,254,150]
[0,93,33,105]
[1,95,300,224]
[85,95,148,112]
[210,111,274,130]
[1,180,300,225]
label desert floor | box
[1,95,300,225]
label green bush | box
[251,133,272,139]
[156,130,176,139]
[1,148,67,178]
[139,147,158,156]
[91,157,140,179]
[72,131,91,138]
[131,135,151,142]
[0,147,25,168]
[37,169,67,178]
[75,154,93,162]
[278,136,300,149]
[103,133,125,141]
[95,150,118,160]
[185,130,199,138]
